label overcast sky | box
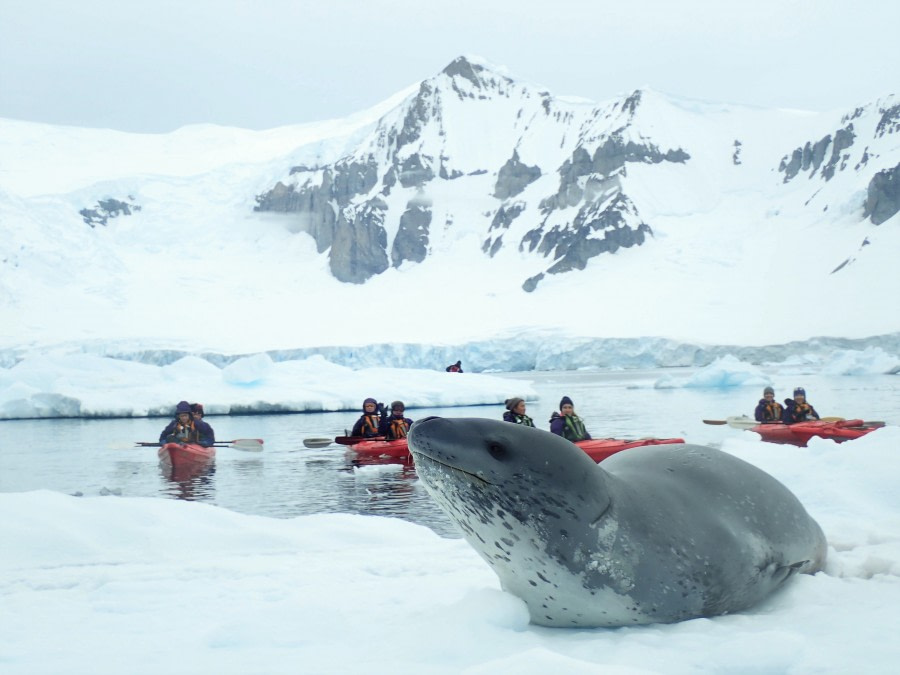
[1,0,897,133]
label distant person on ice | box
[503,397,534,427]
[782,387,821,424]
[379,401,414,440]
[754,386,784,423]
[159,400,200,445]
[445,360,463,373]
[350,398,385,438]
[190,403,216,446]
[549,396,592,441]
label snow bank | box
[821,346,900,376]
[0,352,532,419]
[654,354,770,389]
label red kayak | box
[575,437,685,463]
[158,442,216,469]
[750,419,882,447]
[348,438,411,461]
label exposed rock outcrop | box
[863,163,900,225]
[80,197,141,227]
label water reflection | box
[160,461,217,501]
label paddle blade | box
[702,420,727,426]
[303,437,334,449]
[228,439,264,451]
[726,416,760,430]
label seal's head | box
[409,416,608,511]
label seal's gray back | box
[595,443,827,620]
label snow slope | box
[0,57,897,356]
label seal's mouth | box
[411,447,494,486]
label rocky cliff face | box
[253,57,898,289]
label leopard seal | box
[408,417,827,627]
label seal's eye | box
[487,442,506,460]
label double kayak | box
[750,419,883,447]
[347,438,411,461]
[158,442,216,469]
[575,437,685,463]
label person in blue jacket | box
[782,387,821,424]
[190,402,216,446]
[754,386,784,423]
[549,396,592,441]
[378,401,414,440]
[350,398,384,438]
[502,397,534,427]
[159,400,201,444]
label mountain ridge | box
[1,56,898,352]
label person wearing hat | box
[503,397,534,427]
[445,360,464,373]
[378,400,414,440]
[190,403,216,446]
[754,386,784,423]
[782,387,821,424]
[351,398,385,438]
[549,396,592,441]
[159,400,201,444]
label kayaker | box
[754,386,784,423]
[549,396,592,441]
[379,401,414,440]
[190,402,216,446]
[159,400,200,444]
[445,360,464,373]
[350,398,385,438]
[782,387,821,424]
[503,397,534,427]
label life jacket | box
[510,413,534,427]
[359,414,381,437]
[171,419,198,443]
[448,365,460,372]
[562,414,588,441]
[791,402,815,422]
[387,417,410,440]
[760,401,784,422]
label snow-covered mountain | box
[1,56,898,356]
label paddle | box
[135,438,264,451]
[302,437,334,449]
[334,435,384,445]
[703,417,773,429]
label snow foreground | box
[1,339,898,420]
[2,428,898,674]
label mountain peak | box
[439,55,513,90]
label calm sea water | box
[1,369,897,537]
